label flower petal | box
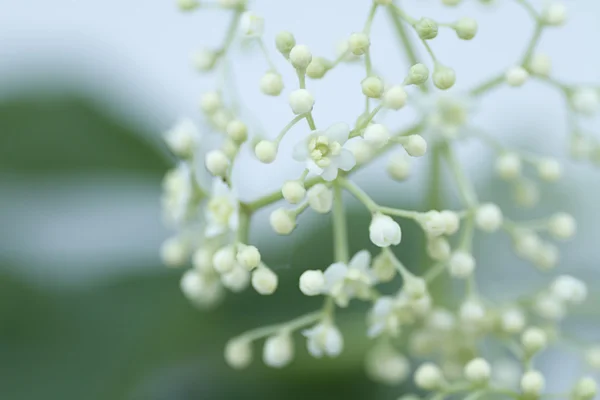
[325,122,350,144]
[336,149,356,171]
[320,165,339,181]
[306,159,323,176]
[349,250,371,271]
[324,325,344,357]
[293,137,310,161]
[323,262,348,288]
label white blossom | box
[205,179,239,237]
[369,213,402,247]
[303,322,344,358]
[322,250,375,307]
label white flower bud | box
[535,293,565,320]
[403,135,427,157]
[501,308,526,333]
[213,246,236,274]
[414,18,438,40]
[177,0,199,11]
[406,63,429,85]
[205,149,230,177]
[350,139,373,165]
[254,140,278,163]
[433,66,456,90]
[289,44,312,69]
[239,12,264,38]
[449,250,476,278]
[306,57,331,79]
[369,213,402,247]
[573,377,598,400]
[419,211,447,237]
[548,212,576,240]
[427,237,451,261]
[275,31,296,56]
[299,270,325,296]
[387,153,411,181]
[192,49,216,72]
[161,237,187,267]
[200,91,222,114]
[180,270,209,303]
[440,210,460,235]
[226,120,248,142]
[521,327,547,355]
[211,108,232,131]
[372,252,396,282]
[505,66,529,87]
[541,2,567,26]
[529,54,552,77]
[236,245,261,270]
[365,347,410,385]
[260,72,284,96]
[464,358,491,385]
[586,346,600,369]
[534,242,559,271]
[361,76,384,98]
[405,277,427,300]
[460,299,486,326]
[382,85,408,109]
[513,179,539,207]
[348,32,370,55]
[363,123,390,148]
[455,17,478,40]
[571,88,600,116]
[282,180,306,204]
[164,119,198,159]
[495,153,522,181]
[414,363,444,390]
[252,266,278,295]
[307,183,333,214]
[221,138,239,159]
[263,333,294,368]
[551,275,587,304]
[224,339,253,369]
[521,370,545,396]
[192,247,214,274]
[269,208,296,235]
[475,203,503,233]
[221,265,250,292]
[537,158,562,182]
[288,89,315,114]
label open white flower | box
[161,163,195,225]
[322,250,375,306]
[293,122,356,181]
[302,322,344,358]
[205,179,239,237]
[164,118,201,159]
[367,292,421,337]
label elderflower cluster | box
[162,0,600,398]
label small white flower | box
[367,296,401,337]
[239,12,264,38]
[263,333,294,368]
[403,135,427,157]
[260,72,284,96]
[161,164,195,225]
[180,269,224,307]
[414,362,445,390]
[323,250,374,307]
[448,250,476,278]
[521,327,547,355]
[348,32,370,56]
[464,358,491,385]
[529,53,552,77]
[302,322,344,358]
[419,211,446,237]
[369,213,402,247]
[475,203,503,232]
[221,265,251,292]
[551,275,587,304]
[269,208,296,235]
[293,122,356,181]
[548,212,576,239]
[299,270,326,296]
[365,345,410,385]
[501,308,526,333]
[505,66,529,87]
[236,244,261,270]
[521,370,545,396]
[205,149,230,177]
[382,86,408,110]
[432,65,456,90]
[288,89,315,114]
[571,88,599,116]
[495,153,522,181]
[282,180,306,204]
[205,179,239,237]
[254,140,278,164]
[541,2,567,26]
[363,124,390,148]
[224,338,253,369]
[164,118,200,159]
[307,183,333,213]
[289,44,312,69]
[252,266,278,295]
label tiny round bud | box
[361,76,384,98]
[455,17,478,40]
[501,308,526,333]
[404,135,428,157]
[282,180,306,204]
[427,237,451,261]
[237,245,261,270]
[495,153,522,181]
[419,211,446,237]
[252,267,278,295]
[269,208,296,235]
[414,363,444,390]
[275,31,296,56]
[521,327,547,355]
[192,247,214,274]
[221,138,238,159]
[225,339,252,369]
[551,275,587,304]
[414,18,439,40]
[537,158,562,182]
[288,89,315,114]
[405,277,427,300]
[263,333,294,368]
[475,203,503,233]
[571,88,600,116]
[177,0,199,11]
[306,57,331,79]
[548,212,576,240]
[307,183,333,214]
[205,150,230,177]
[387,153,411,181]
[406,63,429,85]
[529,54,552,77]
[239,12,264,38]
[573,377,598,400]
[541,2,567,26]
[521,370,545,396]
[192,49,216,72]
[464,358,491,385]
[365,347,410,385]
[254,140,278,163]
[160,237,187,267]
[226,120,248,142]
[350,139,373,165]
[370,213,402,247]
[200,91,222,114]
[221,265,250,292]
[260,72,284,96]
[534,242,559,271]
[382,85,408,109]
[433,66,456,90]
[299,270,325,296]
[213,246,236,274]
[440,210,460,235]
[289,44,312,69]
[372,252,396,282]
[449,251,476,278]
[363,123,390,148]
[505,66,529,87]
[348,32,370,55]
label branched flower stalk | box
[160,0,600,398]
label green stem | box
[332,181,349,263]
[441,142,478,208]
[521,22,543,65]
[238,310,322,341]
[388,7,427,92]
[426,143,443,211]
[245,176,323,211]
[237,209,251,244]
[469,73,505,97]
